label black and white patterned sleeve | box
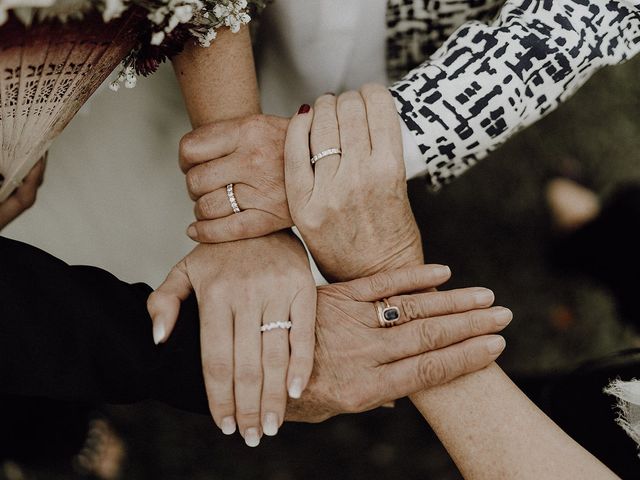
[390,0,640,190]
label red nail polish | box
[298,104,311,114]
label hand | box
[0,157,47,231]
[285,85,423,282]
[147,232,316,446]
[285,264,511,422]
[180,114,292,242]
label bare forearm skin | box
[411,364,617,479]
[172,25,260,126]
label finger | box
[386,287,496,326]
[337,264,452,302]
[179,120,241,173]
[234,308,264,447]
[187,210,289,243]
[194,184,254,221]
[286,285,316,400]
[380,335,506,399]
[185,153,250,200]
[337,90,371,161]
[380,307,513,362]
[200,300,236,435]
[146,260,192,344]
[260,303,290,437]
[0,158,46,226]
[311,94,341,183]
[284,104,315,209]
[360,84,403,158]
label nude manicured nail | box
[221,417,236,435]
[262,413,279,437]
[152,321,166,345]
[493,308,513,327]
[472,288,494,306]
[486,336,506,355]
[244,428,261,447]
[298,104,311,114]
[288,377,303,399]
[186,225,197,239]
[434,265,451,277]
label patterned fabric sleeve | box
[390,0,640,190]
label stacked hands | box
[144,84,512,446]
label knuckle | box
[204,361,233,381]
[236,364,262,385]
[340,392,365,414]
[263,346,288,366]
[235,408,261,422]
[418,323,443,351]
[400,296,422,320]
[185,169,202,195]
[262,392,286,408]
[196,196,215,218]
[417,356,448,386]
[179,132,196,159]
[368,273,392,297]
[227,215,250,238]
[467,311,487,336]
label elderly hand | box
[0,157,46,231]
[180,114,293,242]
[285,264,510,422]
[147,232,316,447]
[285,85,423,282]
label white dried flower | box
[102,0,126,22]
[150,30,165,45]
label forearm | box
[410,364,616,479]
[172,25,260,127]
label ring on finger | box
[226,183,242,214]
[374,299,400,328]
[310,147,342,166]
[261,321,292,333]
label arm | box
[411,364,617,479]
[172,25,260,126]
[0,158,46,231]
[284,87,617,478]
[391,0,640,189]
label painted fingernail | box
[152,321,166,345]
[221,416,236,435]
[288,377,303,399]
[186,225,197,239]
[493,308,513,327]
[472,288,494,305]
[434,265,451,277]
[244,427,261,447]
[298,104,311,115]
[324,92,335,96]
[486,336,506,355]
[262,412,279,437]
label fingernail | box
[152,321,166,345]
[262,412,279,437]
[324,92,335,96]
[297,104,311,115]
[493,308,513,327]
[244,427,261,447]
[288,377,303,399]
[434,265,451,277]
[221,416,236,435]
[472,288,494,306]
[186,225,197,239]
[486,336,506,355]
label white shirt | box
[257,0,425,179]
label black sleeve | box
[0,236,209,415]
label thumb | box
[338,264,452,302]
[284,105,315,213]
[147,260,193,345]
